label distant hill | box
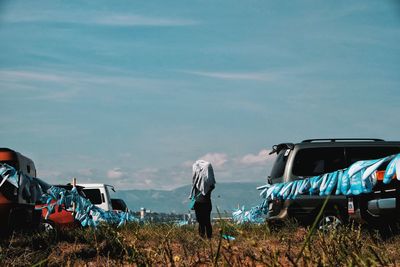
[114,182,264,213]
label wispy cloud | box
[179,150,276,186]
[183,70,281,81]
[107,168,125,179]
[304,3,370,24]
[93,15,198,27]
[0,69,81,101]
[110,167,165,189]
[0,68,180,101]
[3,11,198,27]
[0,70,67,83]
[238,149,274,166]
[198,153,228,168]
[39,149,276,190]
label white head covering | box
[189,160,216,198]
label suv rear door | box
[346,146,400,227]
[285,147,348,224]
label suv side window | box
[346,147,400,165]
[82,189,102,204]
[292,147,346,177]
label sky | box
[1,0,400,190]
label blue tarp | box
[0,163,49,204]
[232,153,400,224]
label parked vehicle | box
[348,170,400,235]
[38,183,125,230]
[0,148,42,234]
[0,148,37,177]
[78,183,115,211]
[267,138,400,228]
[36,184,86,230]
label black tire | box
[318,213,343,231]
[40,219,58,241]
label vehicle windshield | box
[270,149,290,183]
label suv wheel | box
[318,214,343,231]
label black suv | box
[267,138,400,228]
[348,172,400,235]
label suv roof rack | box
[301,138,384,143]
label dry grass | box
[0,221,399,266]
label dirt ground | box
[1,222,400,266]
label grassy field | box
[0,221,399,266]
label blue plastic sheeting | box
[222,234,236,241]
[41,186,138,228]
[232,153,400,224]
[0,163,137,228]
[175,220,189,226]
[0,163,49,204]
[259,154,399,201]
[0,164,19,188]
[232,204,267,224]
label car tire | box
[318,213,343,231]
[41,219,58,241]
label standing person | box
[189,160,216,239]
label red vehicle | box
[36,184,130,230]
[36,184,86,230]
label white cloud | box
[0,68,173,102]
[0,70,67,83]
[93,15,198,27]
[132,168,159,185]
[3,11,198,27]
[198,153,228,168]
[78,168,94,177]
[107,167,125,179]
[182,160,194,168]
[183,70,281,81]
[239,149,274,166]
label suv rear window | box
[270,150,290,183]
[346,147,400,165]
[292,147,346,177]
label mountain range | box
[114,182,265,213]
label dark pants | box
[194,202,212,239]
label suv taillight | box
[376,170,396,181]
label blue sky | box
[1,0,400,190]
